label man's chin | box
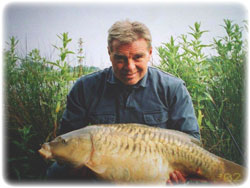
[122,79,139,85]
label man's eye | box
[134,55,143,60]
[115,55,125,60]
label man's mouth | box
[123,72,137,79]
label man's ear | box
[108,46,113,62]
[147,47,153,60]
[149,47,152,56]
[107,46,111,55]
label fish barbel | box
[39,123,245,184]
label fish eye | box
[62,139,67,144]
[57,137,67,144]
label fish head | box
[39,130,92,167]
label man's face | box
[108,38,152,85]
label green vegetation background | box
[4,20,247,181]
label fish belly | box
[88,130,170,183]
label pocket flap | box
[143,111,168,125]
[89,114,115,124]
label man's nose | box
[125,59,136,71]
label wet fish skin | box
[39,126,93,167]
[39,123,245,184]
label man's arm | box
[59,79,88,135]
[166,81,201,184]
[47,79,94,180]
[168,81,200,140]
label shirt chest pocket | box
[143,111,168,128]
[89,113,115,124]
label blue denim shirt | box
[60,66,200,139]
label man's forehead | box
[113,52,145,57]
[111,39,132,48]
[111,39,149,53]
[112,38,148,47]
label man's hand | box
[167,170,186,185]
[167,170,209,185]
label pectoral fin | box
[85,162,107,174]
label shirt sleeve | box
[167,81,200,140]
[59,79,88,135]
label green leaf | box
[197,110,204,128]
[52,44,58,49]
[66,50,75,54]
[205,120,215,131]
[46,61,62,69]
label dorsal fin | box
[92,123,202,146]
[161,128,202,146]
[130,124,202,146]
[189,135,202,146]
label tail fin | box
[218,158,246,184]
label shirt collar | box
[107,67,117,84]
[107,67,148,88]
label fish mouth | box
[38,143,52,159]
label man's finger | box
[174,170,186,183]
[170,172,179,183]
[166,179,174,185]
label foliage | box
[204,19,246,163]
[157,22,212,126]
[157,20,246,165]
[5,33,96,181]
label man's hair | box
[108,20,152,52]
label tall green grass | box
[5,33,97,181]
[157,19,246,165]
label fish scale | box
[96,125,215,180]
[39,123,245,184]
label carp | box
[39,123,245,184]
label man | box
[48,20,200,184]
